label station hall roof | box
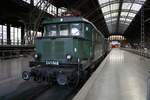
[98,0,146,34]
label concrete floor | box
[74,48,150,100]
[0,56,32,96]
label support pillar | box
[7,24,11,45]
[56,7,59,17]
[2,25,3,45]
[31,0,34,5]
[21,25,25,45]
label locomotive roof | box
[42,16,91,24]
[43,16,104,38]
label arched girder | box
[99,0,144,8]
[105,15,134,21]
[106,20,130,26]
[103,9,138,15]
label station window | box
[3,25,7,45]
[22,0,30,4]
[47,6,51,14]
[34,0,40,6]
[33,0,57,16]
[71,23,82,36]
[58,9,62,16]
[52,5,57,15]
[11,27,21,45]
[59,24,69,36]
[41,1,47,10]
[58,7,67,16]
[47,4,57,16]
[37,32,42,37]
[46,25,57,36]
[0,25,7,45]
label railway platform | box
[73,48,149,100]
[0,56,32,97]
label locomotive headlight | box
[66,54,72,60]
[34,54,38,59]
[34,53,40,60]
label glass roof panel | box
[102,5,110,13]
[126,18,132,22]
[112,18,117,21]
[111,12,118,17]
[139,0,146,2]
[131,4,142,11]
[120,18,125,21]
[104,14,111,19]
[98,0,109,5]
[106,20,111,23]
[125,23,130,25]
[106,20,117,24]
[120,12,128,16]
[107,21,116,25]
[111,3,119,11]
[128,13,136,18]
[106,17,117,22]
[122,3,132,10]
[110,0,115,1]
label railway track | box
[0,54,107,100]
[0,78,86,100]
[33,86,74,100]
[0,82,50,100]
[0,72,92,100]
[0,81,79,100]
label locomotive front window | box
[71,23,82,36]
[59,24,69,36]
[46,25,57,36]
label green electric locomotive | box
[22,16,108,86]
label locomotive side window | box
[71,23,82,36]
[46,25,57,36]
[59,24,69,36]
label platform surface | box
[0,56,32,96]
[73,48,150,100]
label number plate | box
[46,60,59,65]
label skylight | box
[111,3,119,11]
[120,18,125,21]
[111,12,118,17]
[104,14,111,19]
[120,12,128,17]
[122,3,132,9]
[98,0,109,5]
[131,4,142,11]
[102,6,110,13]
[128,13,136,18]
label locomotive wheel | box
[46,77,53,86]
[33,76,38,81]
[34,76,42,83]
[56,73,68,86]
[22,71,31,80]
[37,77,42,83]
[67,72,80,88]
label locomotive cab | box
[31,20,93,67]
